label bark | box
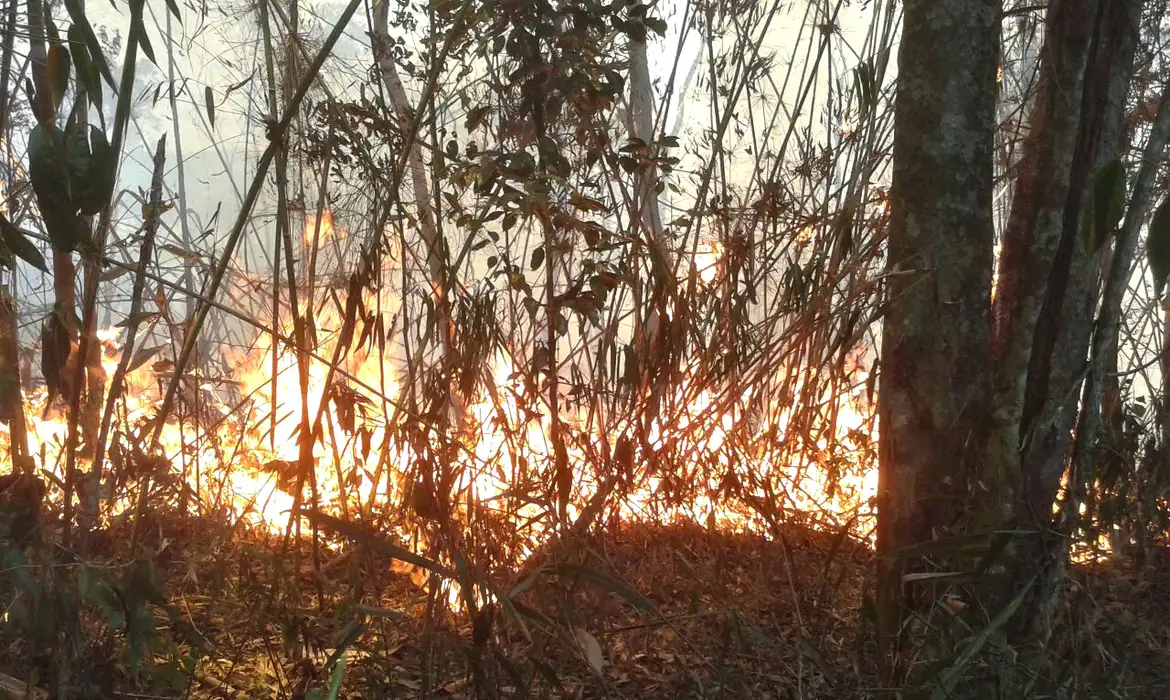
[628,34,677,423]
[879,0,1144,690]
[1094,76,1170,450]
[628,37,666,253]
[986,0,1098,519]
[1018,1,1138,522]
[77,26,107,534]
[876,0,999,676]
[0,288,30,472]
[26,0,80,412]
[1002,1,1141,665]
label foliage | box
[0,0,1169,697]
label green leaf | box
[890,532,1003,561]
[65,121,93,188]
[930,576,1037,700]
[164,0,182,21]
[45,12,61,43]
[77,126,117,216]
[1148,197,1170,295]
[43,209,89,252]
[0,214,48,272]
[0,546,35,594]
[798,635,834,678]
[124,559,167,606]
[326,654,347,700]
[64,0,117,89]
[1087,158,1127,252]
[69,24,103,112]
[854,58,878,117]
[79,565,127,629]
[530,245,544,271]
[149,660,188,695]
[204,86,215,129]
[130,0,157,66]
[836,202,855,255]
[644,16,668,37]
[29,124,90,251]
[29,123,71,207]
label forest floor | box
[4,513,1170,699]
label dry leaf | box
[574,627,604,676]
[944,595,967,614]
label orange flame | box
[0,212,881,607]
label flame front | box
[0,211,880,600]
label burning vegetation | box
[4,0,1170,698]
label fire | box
[693,241,723,285]
[0,210,879,604]
[303,209,341,245]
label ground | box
[3,511,1170,699]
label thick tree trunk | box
[879,0,1141,691]
[876,0,1151,694]
[876,0,999,678]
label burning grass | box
[1,289,880,565]
[0,284,887,697]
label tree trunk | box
[987,0,1098,522]
[627,34,678,425]
[371,3,464,429]
[984,3,1139,668]
[878,0,1144,691]
[876,0,999,679]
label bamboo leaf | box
[302,509,455,578]
[573,628,604,676]
[890,531,1033,561]
[204,86,215,128]
[130,0,157,66]
[29,123,70,206]
[128,345,166,373]
[466,105,490,132]
[798,635,834,678]
[1086,158,1127,252]
[929,576,1037,700]
[79,565,126,629]
[78,126,117,216]
[29,124,90,251]
[902,571,971,583]
[553,564,657,614]
[47,44,72,113]
[64,0,116,89]
[1148,197,1170,295]
[0,215,48,272]
[69,24,103,111]
[326,654,347,700]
